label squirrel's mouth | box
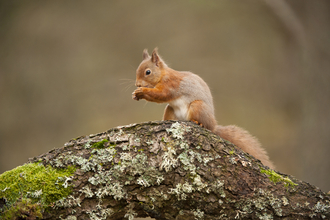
[139,85,154,89]
[135,81,153,88]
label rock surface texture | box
[0,121,329,219]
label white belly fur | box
[169,97,189,120]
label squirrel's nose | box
[135,82,141,87]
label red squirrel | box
[132,48,275,169]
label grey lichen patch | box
[160,145,178,172]
[256,212,274,220]
[51,144,117,172]
[166,121,191,139]
[60,215,77,220]
[85,206,114,220]
[310,200,330,218]
[228,156,237,165]
[192,208,204,219]
[209,180,226,198]
[54,195,81,209]
[233,187,298,219]
[281,196,289,206]
[84,140,92,149]
[169,182,194,200]
[124,203,137,220]
[255,189,283,216]
[95,181,125,200]
[79,185,94,198]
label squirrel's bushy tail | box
[214,125,275,169]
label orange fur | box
[163,105,176,120]
[133,48,275,169]
[188,100,217,131]
[215,125,275,169]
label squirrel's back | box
[177,71,214,107]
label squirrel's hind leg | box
[163,104,177,120]
[187,100,217,131]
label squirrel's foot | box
[192,120,204,128]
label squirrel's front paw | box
[132,88,144,101]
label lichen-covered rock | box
[0,121,329,219]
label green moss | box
[91,139,109,149]
[0,162,76,217]
[260,168,298,188]
[0,198,43,220]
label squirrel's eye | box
[146,70,151,75]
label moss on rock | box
[260,168,298,188]
[0,162,76,219]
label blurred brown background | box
[0,0,329,192]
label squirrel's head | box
[135,48,167,88]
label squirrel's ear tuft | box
[151,48,162,67]
[143,49,150,60]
